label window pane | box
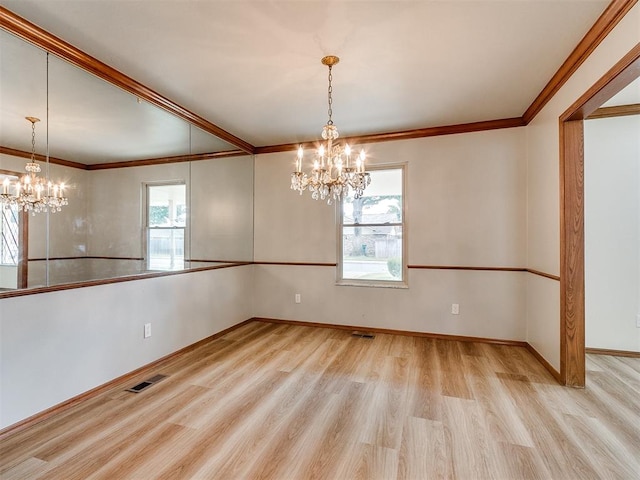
[1,205,19,265]
[148,184,186,227]
[342,226,403,281]
[342,168,403,224]
[148,228,184,270]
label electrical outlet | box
[451,304,460,315]
[295,293,301,304]
[636,314,640,328]
[144,323,151,338]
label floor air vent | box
[126,374,168,393]
[351,331,375,339]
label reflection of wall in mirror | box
[0,152,255,288]
[190,156,254,262]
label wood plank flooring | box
[1,321,639,479]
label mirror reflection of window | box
[0,174,20,290]
[0,205,19,266]
[146,183,186,271]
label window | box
[338,165,406,286]
[1,204,19,266]
[1,174,19,266]
[146,183,186,271]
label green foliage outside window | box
[149,206,169,226]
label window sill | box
[335,279,408,289]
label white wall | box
[0,264,253,429]
[525,3,640,369]
[585,115,640,352]
[254,129,527,339]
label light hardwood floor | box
[1,321,639,479]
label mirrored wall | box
[0,28,254,292]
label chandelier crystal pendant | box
[1,117,68,215]
[291,56,371,204]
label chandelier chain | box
[327,65,333,125]
[31,121,36,159]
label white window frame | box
[337,163,408,288]
[143,181,188,271]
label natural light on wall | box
[339,166,405,285]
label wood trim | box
[523,0,638,124]
[0,146,249,170]
[0,146,88,170]
[587,103,640,119]
[0,262,250,299]
[0,318,255,440]
[86,150,248,170]
[255,263,531,271]
[28,256,144,262]
[558,44,640,388]
[254,317,529,347]
[0,6,255,154]
[17,209,28,289]
[526,269,561,281]
[560,120,586,388]
[187,259,250,264]
[253,261,338,267]
[408,265,525,272]
[562,43,640,121]
[254,118,526,155]
[586,347,640,358]
[525,343,562,383]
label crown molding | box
[86,150,248,170]
[0,146,88,170]
[523,0,638,124]
[0,146,249,170]
[254,117,526,155]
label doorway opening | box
[559,44,640,387]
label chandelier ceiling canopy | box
[291,56,371,204]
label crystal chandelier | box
[0,117,68,214]
[291,56,371,204]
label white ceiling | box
[0,0,613,161]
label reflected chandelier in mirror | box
[1,116,68,214]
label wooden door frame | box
[559,43,640,387]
